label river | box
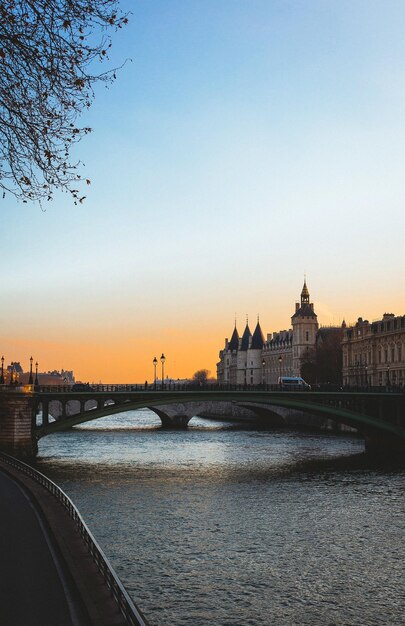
[35,410,404,626]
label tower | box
[237,321,252,385]
[291,280,318,377]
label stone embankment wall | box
[198,402,356,433]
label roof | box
[240,324,251,351]
[251,321,264,349]
[228,326,239,351]
[292,303,317,318]
[301,280,309,298]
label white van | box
[278,376,311,391]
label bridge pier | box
[159,414,190,429]
[0,389,37,458]
[365,433,405,459]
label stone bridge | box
[0,386,404,458]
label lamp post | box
[0,356,4,385]
[365,364,368,389]
[387,364,390,389]
[10,364,14,385]
[262,358,266,388]
[153,356,158,390]
[160,353,166,390]
[29,356,33,385]
[35,362,39,387]
[278,355,282,389]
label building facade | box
[217,318,266,386]
[217,281,320,385]
[342,313,405,387]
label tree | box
[315,329,343,386]
[300,347,317,385]
[0,0,128,204]
[192,369,210,385]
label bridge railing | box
[31,383,405,394]
[0,452,149,626]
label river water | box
[35,410,404,626]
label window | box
[306,331,309,341]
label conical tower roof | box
[251,320,264,349]
[228,325,239,351]
[240,323,251,351]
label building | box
[342,313,405,387]
[217,318,265,386]
[217,281,320,385]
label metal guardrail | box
[0,452,149,626]
[30,384,405,394]
[1,383,405,394]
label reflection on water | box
[36,410,405,626]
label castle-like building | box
[217,281,319,385]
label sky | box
[1,0,405,382]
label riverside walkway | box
[0,455,148,626]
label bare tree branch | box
[0,0,128,204]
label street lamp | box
[387,364,390,388]
[0,356,4,385]
[365,364,368,389]
[29,356,33,385]
[262,358,266,387]
[153,356,158,390]
[35,362,39,387]
[9,364,14,385]
[160,353,166,390]
[278,355,283,388]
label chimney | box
[295,302,299,312]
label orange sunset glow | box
[1,275,404,383]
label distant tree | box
[300,347,317,386]
[315,329,343,386]
[192,369,210,385]
[0,0,128,205]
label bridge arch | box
[34,391,405,455]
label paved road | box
[0,469,82,626]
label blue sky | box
[1,0,405,379]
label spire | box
[292,277,317,319]
[240,322,251,351]
[301,278,310,305]
[251,319,265,349]
[228,324,239,351]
